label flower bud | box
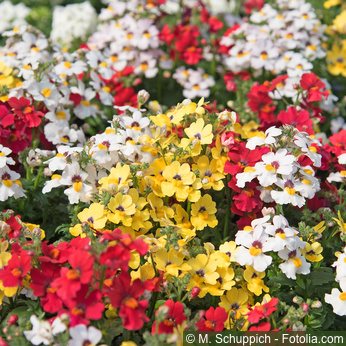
[301,303,309,313]
[138,90,150,105]
[190,287,201,299]
[311,300,322,309]
[7,315,18,326]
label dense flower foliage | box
[0,0,345,345]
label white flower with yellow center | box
[235,229,272,272]
[264,215,299,252]
[0,145,15,168]
[246,126,282,150]
[271,178,306,207]
[278,246,310,279]
[325,288,346,316]
[255,149,296,187]
[60,162,92,204]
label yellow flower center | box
[73,182,83,192]
[41,88,52,98]
[292,257,302,268]
[339,292,346,301]
[64,61,72,69]
[265,164,276,172]
[285,187,296,195]
[308,146,317,153]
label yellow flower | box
[313,221,326,234]
[131,262,156,281]
[333,211,346,233]
[331,11,346,34]
[161,161,196,201]
[190,194,218,230]
[188,253,219,286]
[144,158,166,197]
[243,266,269,296]
[193,156,225,191]
[23,223,46,240]
[154,248,190,277]
[327,42,346,77]
[233,121,262,139]
[219,241,237,262]
[99,163,131,193]
[181,118,213,155]
[219,287,249,320]
[128,189,152,232]
[304,242,323,262]
[0,61,14,92]
[69,224,85,237]
[107,193,136,226]
[77,203,108,230]
[147,192,174,223]
[324,0,341,8]
[120,342,137,346]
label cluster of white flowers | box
[88,1,161,79]
[221,0,325,76]
[325,247,346,316]
[173,67,215,99]
[51,2,97,47]
[236,126,321,208]
[42,105,153,204]
[24,315,102,346]
[235,214,310,279]
[0,1,29,34]
[0,26,114,147]
[327,153,346,183]
[0,144,24,201]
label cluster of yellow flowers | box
[69,100,293,327]
[324,0,346,77]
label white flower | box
[0,166,25,201]
[264,215,298,252]
[0,145,15,168]
[325,288,346,316]
[60,162,92,204]
[255,149,296,187]
[246,126,282,150]
[24,315,53,346]
[278,247,310,279]
[68,325,102,346]
[271,178,306,207]
[235,228,272,272]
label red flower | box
[248,298,279,324]
[51,250,94,302]
[108,272,150,330]
[0,248,31,287]
[8,97,44,128]
[300,73,328,103]
[247,83,276,125]
[0,104,14,128]
[278,107,313,134]
[152,300,186,334]
[196,307,227,332]
[65,285,104,326]
[244,0,264,14]
[30,262,62,314]
[249,321,271,331]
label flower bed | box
[0,0,345,345]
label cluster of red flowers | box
[159,6,223,66]
[0,224,161,331]
[247,73,329,130]
[0,97,44,153]
[225,143,269,226]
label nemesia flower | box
[152,300,186,334]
